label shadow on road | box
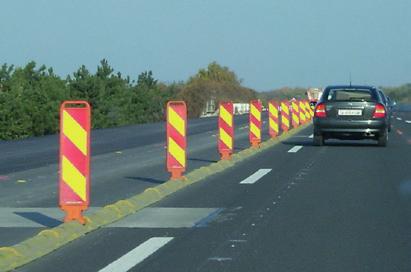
[189,158,218,163]
[14,212,62,228]
[324,141,379,147]
[281,139,379,147]
[125,176,165,184]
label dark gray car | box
[313,85,389,146]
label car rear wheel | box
[313,134,324,146]
[377,130,388,147]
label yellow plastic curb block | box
[231,154,243,162]
[153,185,173,197]
[102,205,125,222]
[163,181,181,191]
[173,179,188,189]
[114,200,137,214]
[208,163,225,173]
[128,194,152,207]
[185,172,207,182]
[218,160,234,169]
[144,187,164,199]
[0,262,17,272]
[20,237,56,256]
[157,182,180,195]
[85,212,109,227]
[93,209,118,226]
[0,247,21,257]
[38,229,60,239]
[240,149,254,156]
[128,191,161,209]
[260,141,272,149]
[197,166,214,176]
[186,167,210,179]
[106,204,123,215]
[183,177,196,185]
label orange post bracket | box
[170,168,184,180]
[220,150,232,160]
[61,205,87,224]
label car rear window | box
[326,89,376,102]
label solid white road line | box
[405,120,411,124]
[288,146,303,153]
[240,169,272,184]
[397,117,402,121]
[98,237,174,272]
[308,134,314,138]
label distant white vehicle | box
[307,88,323,109]
[200,101,250,117]
[233,103,250,115]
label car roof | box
[325,85,377,90]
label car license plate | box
[338,109,362,116]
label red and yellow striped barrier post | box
[280,100,291,132]
[291,100,300,128]
[268,100,279,138]
[304,100,311,120]
[218,101,234,160]
[249,100,262,148]
[306,100,314,118]
[59,101,91,224]
[299,100,307,124]
[166,101,187,180]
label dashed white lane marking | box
[405,120,411,124]
[308,134,314,138]
[288,145,303,153]
[397,117,402,121]
[208,257,233,262]
[292,135,311,138]
[98,237,174,272]
[240,169,272,184]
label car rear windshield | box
[325,89,376,102]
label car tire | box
[377,130,388,147]
[313,134,324,146]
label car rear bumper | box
[313,118,387,138]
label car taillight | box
[315,103,326,118]
[373,103,386,118]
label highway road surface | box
[3,106,411,271]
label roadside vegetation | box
[383,84,411,103]
[0,60,255,140]
[258,87,307,102]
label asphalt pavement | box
[14,106,411,272]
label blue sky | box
[1,0,410,90]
